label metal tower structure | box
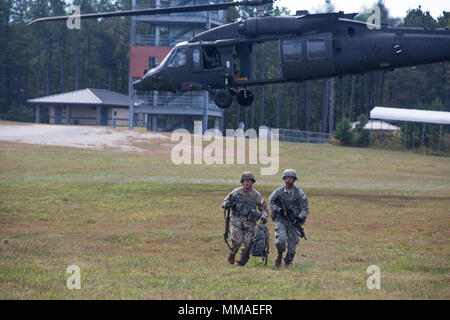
[129,0,227,132]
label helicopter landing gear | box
[212,88,254,109]
[213,89,233,109]
[236,88,254,107]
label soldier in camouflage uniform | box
[269,169,309,268]
[222,172,269,266]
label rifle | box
[223,207,232,250]
[280,196,307,241]
[294,219,307,240]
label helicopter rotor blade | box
[28,0,274,25]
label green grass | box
[0,136,449,299]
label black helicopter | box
[29,0,450,109]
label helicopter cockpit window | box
[283,39,302,62]
[168,48,187,68]
[203,46,221,69]
[307,38,326,59]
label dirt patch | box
[0,122,168,152]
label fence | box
[369,123,449,156]
[134,93,219,111]
[278,128,332,144]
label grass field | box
[0,129,449,299]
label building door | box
[54,106,62,124]
[101,107,108,126]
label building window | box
[283,39,302,62]
[307,38,326,59]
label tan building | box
[28,88,130,127]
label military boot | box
[228,252,235,265]
[236,254,250,266]
[275,251,283,268]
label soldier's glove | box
[222,201,233,210]
[294,217,306,226]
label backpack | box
[251,223,270,265]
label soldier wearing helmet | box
[222,172,269,266]
[269,169,309,268]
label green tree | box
[355,114,370,147]
[334,117,354,146]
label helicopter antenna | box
[256,5,264,17]
[28,0,274,25]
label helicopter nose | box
[133,78,146,90]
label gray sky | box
[275,0,449,19]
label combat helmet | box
[240,171,256,183]
[282,169,298,180]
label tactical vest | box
[231,188,260,218]
[277,186,305,214]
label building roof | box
[352,120,400,131]
[27,89,129,107]
[370,107,450,125]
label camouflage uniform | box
[269,169,309,266]
[222,173,268,266]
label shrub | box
[334,117,354,146]
[5,104,34,123]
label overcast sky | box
[275,0,449,19]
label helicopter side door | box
[281,33,336,81]
[186,45,227,90]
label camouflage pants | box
[230,216,256,260]
[274,216,299,264]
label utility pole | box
[202,11,211,133]
[129,0,137,130]
[329,78,335,134]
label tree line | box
[0,0,132,121]
[225,2,450,135]
[0,0,449,138]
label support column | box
[329,78,335,134]
[96,106,101,125]
[421,123,425,154]
[146,114,151,131]
[214,117,220,130]
[403,123,407,151]
[66,106,71,125]
[129,0,137,130]
[202,11,211,134]
[438,125,442,154]
[152,114,157,132]
[446,125,449,156]
[35,105,41,123]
